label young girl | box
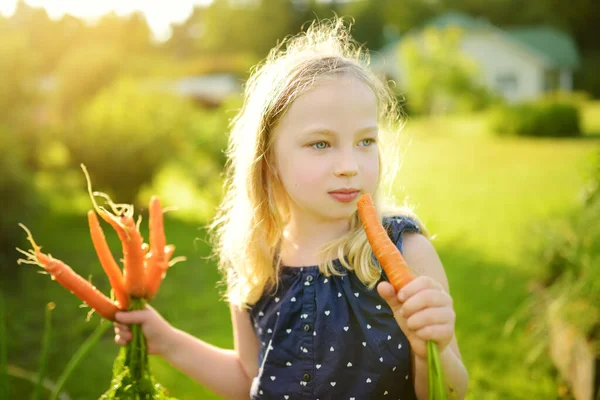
[113,17,468,399]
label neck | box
[279,215,351,264]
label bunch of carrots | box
[17,164,185,400]
[357,193,449,400]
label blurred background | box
[1,0,599,399]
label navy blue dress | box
[248,216,421,400]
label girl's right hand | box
[113,304,175,357]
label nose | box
[333,146,358,177]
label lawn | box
[5,104,599,399]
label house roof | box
[376,11,580,70]
[506,26,580,69]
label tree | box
[399,26,494,115]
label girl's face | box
[272,73,380,224]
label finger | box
[415,324,455,343]
[406,307,455,332]
[376,281,401,313]
[398,276,444,302]
[401,289,452,319]
[114,334,127,345]
[113,322,129,332]
[115,309,150,325]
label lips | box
[329,190,360,203]
[329,189,360,194]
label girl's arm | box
[161,304,259,400]
[399,233,469,399]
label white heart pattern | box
[284,396,289,399]
[324,278,328,283]
[330,346,335,351]
[338,292,342,297]
[387,335,391,340]
[354,292,359,297]
[384,391,388,395]
[291,297,296,302]
[330,382,336,387]
[362,342,367,347]
[380,357,384,362]
[270,376,276,381]
[393,366,397,371]
[286,329,291,334]
[286,361,292,366]
[324,310,330,316]
[343,326,349,331]
[347,362,352,367]
[275,297,280,303]
[316,364,322,369]
[366,378,372,383]
[367,324,372,329]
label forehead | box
[274,74,378,136]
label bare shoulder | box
[401,232,451,294]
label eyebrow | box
[303,126,379,137]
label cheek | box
[285,157,324,188]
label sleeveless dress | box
[248,215,421,399]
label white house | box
[371,12,581,103]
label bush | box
[62,77,200,205]
[490,99,582,138]
[507,190,600,364]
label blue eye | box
[311,141,329,150]
[361,138,376,146]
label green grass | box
[6,104,599,399]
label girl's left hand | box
[377,276,456,361]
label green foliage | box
[399,26,496,115]
[100,299,176,400]
[50,322,112,400]
[167,0,293,59]
[575,51,600,99]
[63,77,198,205]
[490,98,582,137]
[0,127,46,284]
[0,293,8,399]
[32,303,54,400]
[0,25,39,125]
[339,0,386,50]
[525,196,600,353]
[52,43,124,120]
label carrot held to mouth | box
[357,193,449,400]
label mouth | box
[328,190,360,203]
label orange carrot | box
[114,215,146,299]
[87,210,129,310]
[357,193,415,291]
[16,224,119,321]
[81,164,146,299]
[145,196,174,300]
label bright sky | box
[0,0,214,41]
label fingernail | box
[399,291,406,302]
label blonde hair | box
[206,16,429,309]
